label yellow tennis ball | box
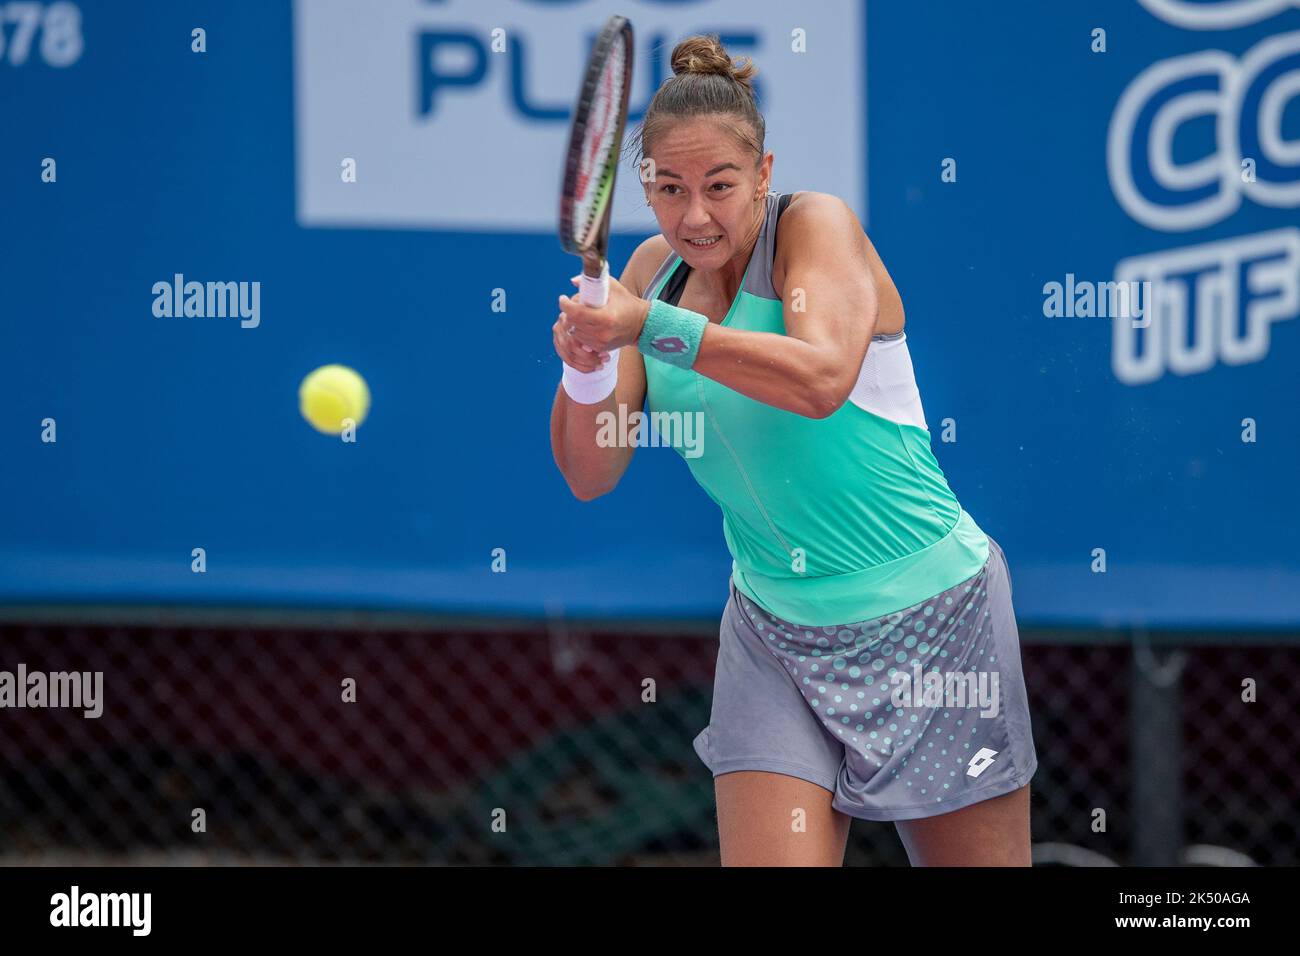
[299,364,370,435]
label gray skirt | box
[694,536,1038,821]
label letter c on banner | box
[1138,0,1300,31]
[1108,31,1300,232]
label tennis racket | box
[558,15,634,354]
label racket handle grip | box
[580,260,610,309]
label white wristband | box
[561,348,619,404]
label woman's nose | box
[683,197,711,228]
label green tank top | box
[641,191,989,626]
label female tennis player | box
[550,34,1037,866]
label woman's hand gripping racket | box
[558,14,634,365]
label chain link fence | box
[0,618,1294,865]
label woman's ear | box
[756,151,774,198]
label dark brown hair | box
[629,34,765,171]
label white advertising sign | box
[293,0,865,232]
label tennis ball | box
[298,364,370,435]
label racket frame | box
[558,15,634,313]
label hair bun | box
[670,34,757,93]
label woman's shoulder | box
[621,234,675,298]
[773,191,904,331]
[779,189,861,228]
[772,190,867,296]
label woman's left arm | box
[692,193,878,418]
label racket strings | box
[570,39,628,245]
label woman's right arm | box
[550,236,666,500]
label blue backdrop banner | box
[1,0,1297,627]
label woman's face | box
[643,116,772,271]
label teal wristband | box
[638,299,708,369]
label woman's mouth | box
[686,235,721,248]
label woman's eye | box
[659,183,732,194]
